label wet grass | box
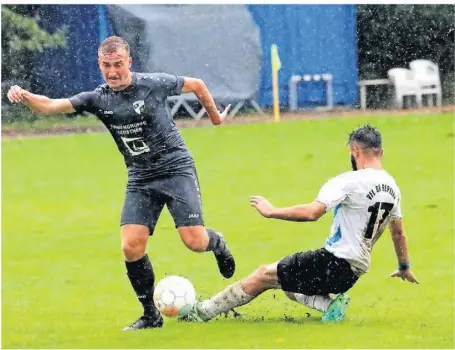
[2,112,454,348]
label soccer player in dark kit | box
[7,36,235,330]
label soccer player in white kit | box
[181,125,419,323]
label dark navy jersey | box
[69,72,194,181]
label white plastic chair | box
[409,59,442,106]
[387,68,422,109]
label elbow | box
[391,230,405,241]
[42,107,57,115]
[43,100,65,114]
[304,202,326,222]
[39,106,53,114]
[307,209,324,222]
[30,105,49,114]
[306,212,319,222]
[308,215,319,222]
[32,100,54,114]
[193,79,207,96]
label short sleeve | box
[316,174,353,211]
[152,73,184,97]
[68,91,98,114]
[390,192,403,220]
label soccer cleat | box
[122,314,164,331]
[178,302,210,323]
[322,294,351,323]
[214,232,236,279]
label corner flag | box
[271,44,282,122]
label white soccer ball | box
[153,275,196,318]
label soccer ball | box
[153,275,196,318]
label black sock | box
[205,228,223,253]
[125,254,159,317]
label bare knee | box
[254,264,279,284]
[178,226,209,252]
[121,224,150,261]
[242,263,279,296]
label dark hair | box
[98,36,130,56]
[348,125,382,150]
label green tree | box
[1,5,67,122]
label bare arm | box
[389,219,419,284]
[7,85,75,114]
[250,196,327,222]
[389,219,410,266]
[181,78,230,125]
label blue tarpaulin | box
[31,5,357,108]
[247,5,358,107]
[33,5,113,98]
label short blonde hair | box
[98,36,130,56]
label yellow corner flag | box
[271,44,282,122]
[271,44,282,71]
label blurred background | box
[1,4,454,125]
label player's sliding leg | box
[121,224,163,330]
[277,249,356,322]
[283,292,351,322]
[181,262,280,322]
[321,294,351,322]
[183,248,357,323]
[283,291,334,312]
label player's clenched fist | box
[7,85,26,104]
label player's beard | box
[351,154,358,171]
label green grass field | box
[2,112,454,348]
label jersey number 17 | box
[365,202,394,239]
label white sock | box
[293,293,333,313]
[199,282,255,319]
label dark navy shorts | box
[121,167,204,234]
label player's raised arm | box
[249,174,352,222]
[250,196,327,222]
[388,219,419,284]
[181,77,231,126]
[7,85,75,114]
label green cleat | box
[178,302,210,323]
[322,294,351,323]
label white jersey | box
[316,168,402,276]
